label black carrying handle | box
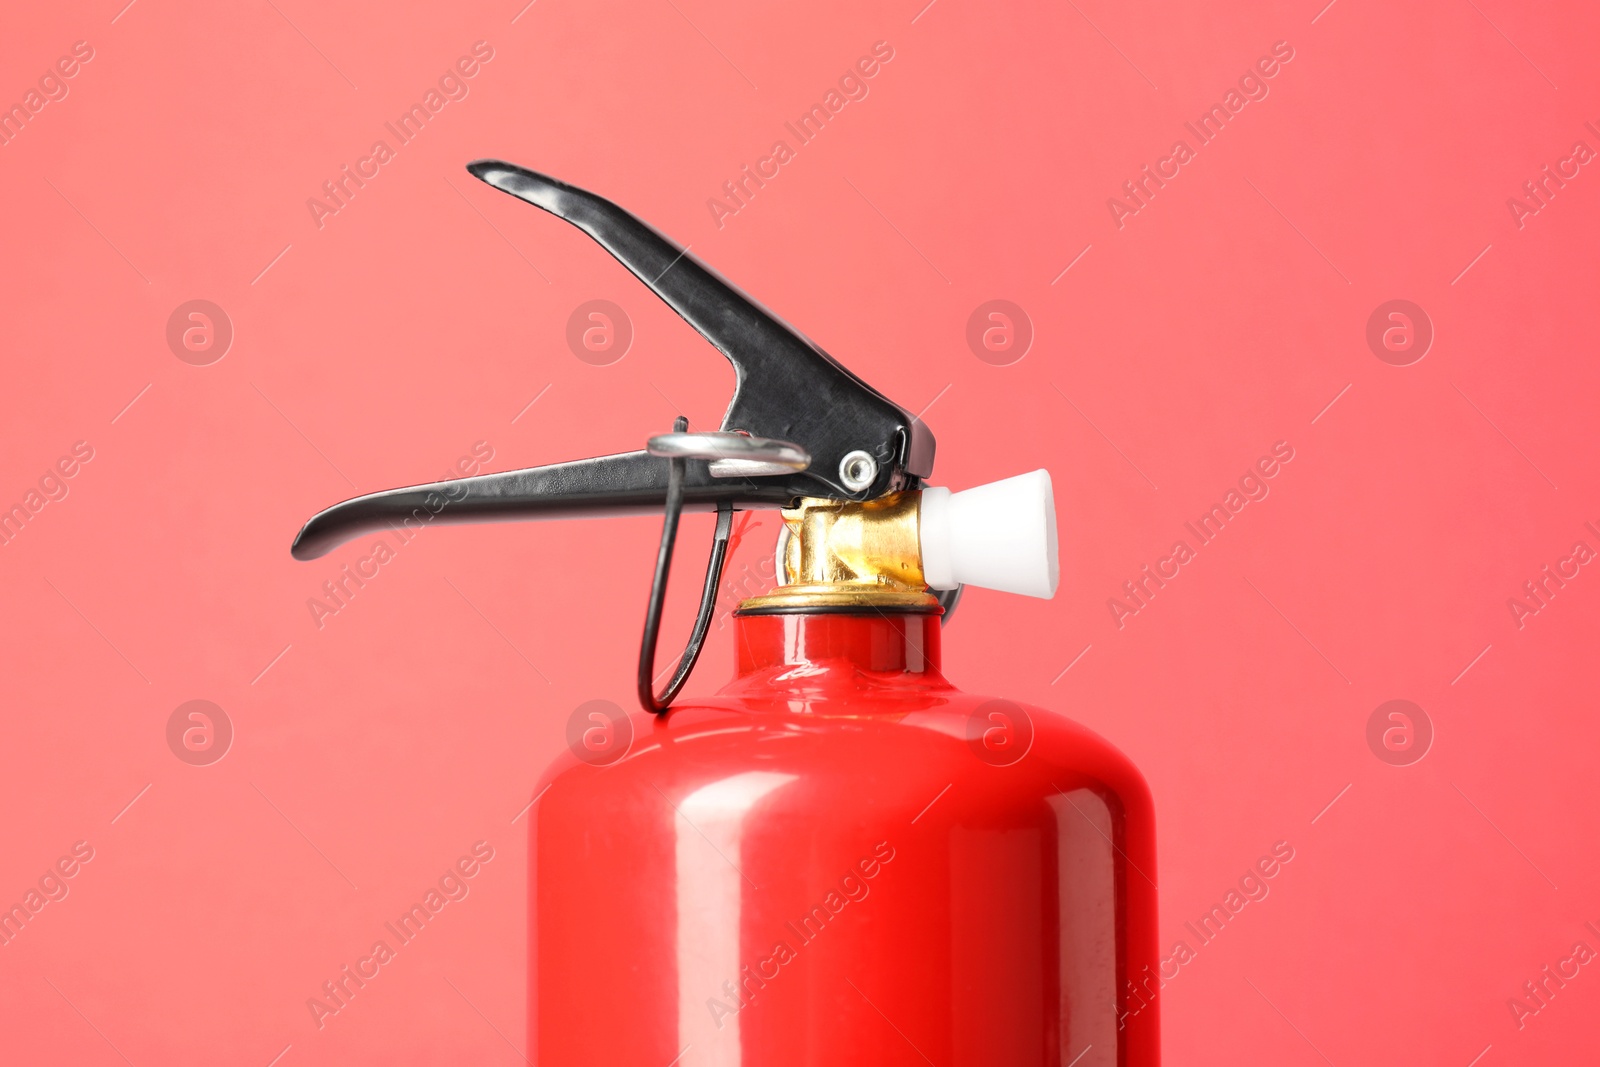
[291,450,783,561]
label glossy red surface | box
[533,612,1159,1066]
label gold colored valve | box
[737,491,941,613]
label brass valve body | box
[737,492,941,614]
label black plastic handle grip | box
[291,451,793,561]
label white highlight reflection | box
[675,771,796,1066]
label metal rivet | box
[838,450,877,492]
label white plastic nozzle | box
[919,470,1059,599]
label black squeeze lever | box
[290,160,935,562]
[290,160,941,712]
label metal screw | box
[839,450,877,492]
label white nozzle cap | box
[919,470,1059,599]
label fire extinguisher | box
[292,161,1159,1065]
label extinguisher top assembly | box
[292,162,1159,1066]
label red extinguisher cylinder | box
[533,612,1159,1066]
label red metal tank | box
[533,611,1159,1065]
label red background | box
[2,0,1597,1063]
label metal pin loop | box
[637,418,737,714]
